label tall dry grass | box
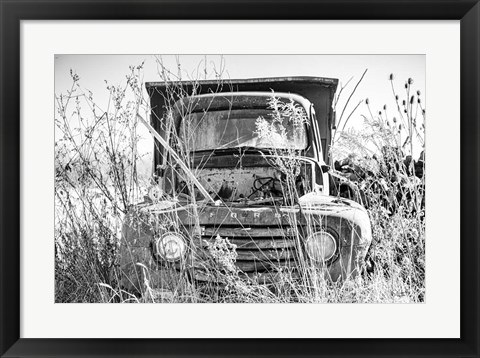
[331,74,425,302]
[55,62,425,303]
[55,64,147,302]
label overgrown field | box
[55,62,425,303]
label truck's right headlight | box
[155,233,186,262]
[305,231,337,262]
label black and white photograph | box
[54,54,425,304]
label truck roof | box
[146,76,338,91]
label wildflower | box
[383,104,387,110]
[365,98,369,105]
[389,73,394,80]
[206,235,238,273]
[408,78,414,85]
[416,90,421,96]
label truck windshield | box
[179,107,308,152]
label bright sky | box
[55,54,425,165]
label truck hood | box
[138,191,366,217]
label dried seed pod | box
[417,90,421,96]
[410,95,415,104]
[408,78,414,85]
[389,73,394,80]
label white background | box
[21,21,460,338]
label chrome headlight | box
[155,233,186,262]
[305,231,337,262]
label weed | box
[55,61,425,303]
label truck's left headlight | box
[155,233,186,262]
[305,231,337,262]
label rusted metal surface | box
[200,237,296,249]
[235,260,296,272]
[235,249,295,261]
[121,197,368,278]
[178,205,306,226]
[195,166,278,201]
[193,153,271,168]
[202,227,291,238]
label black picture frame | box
[1,1,479,357]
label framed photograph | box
[1,0,478,357]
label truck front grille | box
[199,226,306,275]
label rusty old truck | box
[119,76,373,295]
